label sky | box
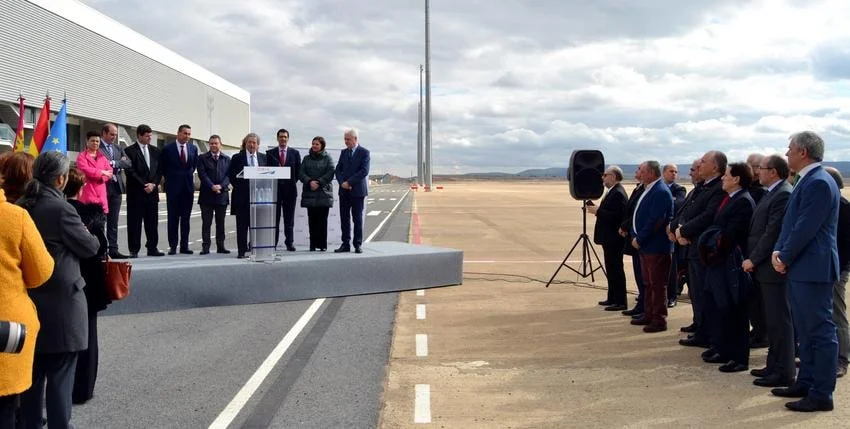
[80,0,850,175]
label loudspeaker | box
[569,150,604,200]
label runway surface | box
[71,183,412,428]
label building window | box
[24,107,36,124]
[67,123,82,152]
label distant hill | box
[517,167,567,178]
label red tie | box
[717,195,730,213]
[279,148,286,166]
[180,145,187,165]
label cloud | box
[81,0,850,174]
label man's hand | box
[341,181,352,190]
[212,184,222,194]
[631,238,639,250]
[772,251,787,274]
[667,231,676,242]
[742,259,755,273]
[618,228,628,238]
[144,183,155,193]
[586,205,598,215]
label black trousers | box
[602,244,627,305]
[749,277,768,341]
[667,255,679,300]
[339,192,365,248]
[201,204,228,250]
[72,314,98,404]
[706,291,750,365]
[274,197,297,248]
[631,254,645,312]
[307,207,330,249]
[0,394,18,429]
[166,192,193,250]
[235,210,250,254]
[126,195,159,254]
[20,352,77,429]
[106,181,122,253]
[689,258,709,340]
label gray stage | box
[103,241,463,315]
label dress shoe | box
[354,247,362,254]
[680,324,697,333]
[109,251,129,259]
[147,249,165,257]
[286,245,296,252]
[750,367,771,377]
[168,248,177,255]
[630,318,650,326]
[837,360,848,378]
[719,361,748,373]
[180,248,194,255]
[679,337,710,348]
[200,248,210,255]
[703,353,727,364]
[334,245,351,253]
[217,248,231,254]
[622,307,641,316]
[310,247,316,252]
[643,323,667,333]
[604,304,627,311]
[631,313,645,320]
[319,248,326,252]
[701,348,719,360]
[128,252,138,259]
[667,298,677,308]
[598,300,613,306]
[237,252,247,259]
[771,385,809,398]
[753,374,793,388]
[785,397,834,412]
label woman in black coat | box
[63,167,111,404]
[299,136,336,251]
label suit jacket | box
[265,146,301,201]
[227,150,267,212]
[838,197,850,272]
[124,142,161,203]
[158,140,199,197]
[197,151,231,206]
[747,181,792,284]
[775,165,840,283]
[335,145,371,198]
[673,176,725,259]
[99,141,132,194]
[713,190,755,259]
[668,182,687,213]
[621,183,644,256]
[593,183,627,247]
[24,186,99,353]
[632,181,674,254]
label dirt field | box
[378,181,850,428]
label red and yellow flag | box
[27,96,50,156]
[13,95,26,152]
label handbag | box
[103,260,132,300]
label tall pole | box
[424,0,433,191]
[417,64,424,186]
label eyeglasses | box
[756,166,774,170]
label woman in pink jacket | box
[75,131,112,214]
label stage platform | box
[102,241,463,315]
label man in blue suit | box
[158,124,199,255]
[334,128,370,254]
[771,131,840,412]
[266,128,301,251]
[630,161,674,332]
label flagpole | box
[417,64,424,186]
[424,0,433,191]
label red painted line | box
[412,211,422,244]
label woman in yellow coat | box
[0,186,54,428]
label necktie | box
[717,195,731,213]
[250,154,255,167]
[349,149,354,160]
[142,145,150,169]
[280,148,286,166]
[106,144,114,159]
[106,144,118,181]
[180,145,187,165]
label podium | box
[239,166,290,262]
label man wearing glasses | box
[589,166,628,311]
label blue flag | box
[43,99,67,154]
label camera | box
[0,321,27,354]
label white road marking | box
[208,299,326,429]
[416,334,428,357]
[367,210,382,217]
[414,384,432,424]
[416,290,425,296]
[379,198,386,201]
[365,190,410,243]
[416,304,426,320]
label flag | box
[13,94,25,152]
[42,99,67,154]
[27,96,50,156]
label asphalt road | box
[71,183,412,428]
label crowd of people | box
[0,124,371,428]
[589,131,847,413]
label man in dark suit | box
[334,128,370,254]
[746,153,769,347]
[197,135,231,255]
[824,166,850,378]
[589,165,628,311]
[227,133,267,258]
[620,166,646,319]
[747,153,768,205]
[158,124,199,255]
[266,128,301,251]
[771,131,840,412]
[630,161,674,333]
[672,150,727,347]
[124,124,164,258]
[663,163,687,307]
[743,155,794,387]
[99,123,131,259]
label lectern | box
[239,166,290,262]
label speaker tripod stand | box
[545,199,607,287]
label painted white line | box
[414,384,432,424]
[416,304,426,320]
[367,210,382,217]
[390,198,398,201]
[208,298,326,429]
[379,198,386,201]
[365,190,410,243]
[416,289,425,296]
[416,334,428,357]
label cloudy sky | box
[81,0,850,175]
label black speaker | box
[569,150,604,200]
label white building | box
[0,0,250,154]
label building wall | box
[0,0,249,150]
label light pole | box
[424,0,433,191]
[417,64,424,186]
